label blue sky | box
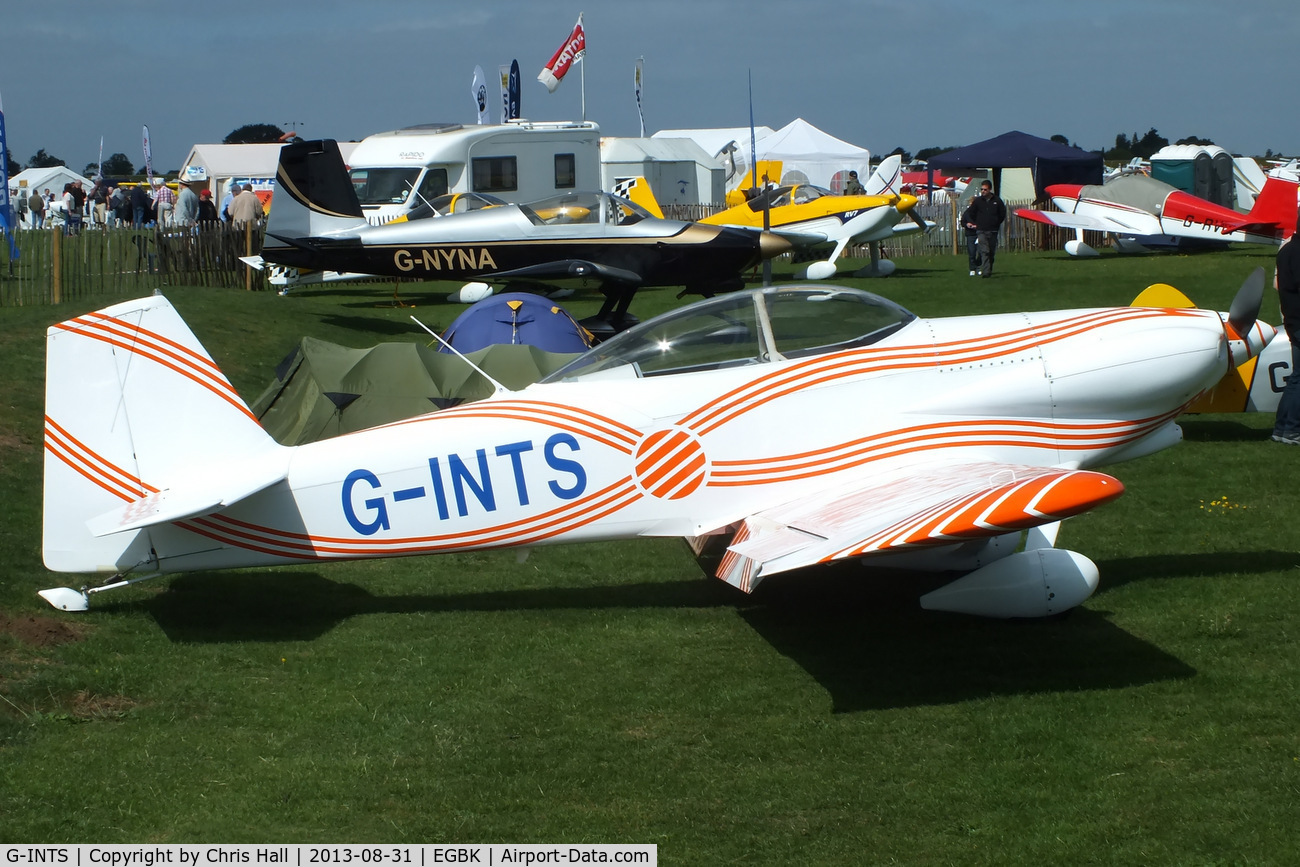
[2,0,1295,175]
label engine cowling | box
[918,548,1099,618]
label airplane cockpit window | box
[792,185,830,205]
[764,288,915,357]
[543,293,762,380]
[407,192,507,221]
[542,286,917,383]
[746,186,794,212]
[519,192,654,227]
[521,192,601,226]
[608,194,650,226]
[349,168,421,206]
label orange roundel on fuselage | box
[634,428,708,500]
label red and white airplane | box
[1017,174,1298,257]
[39,271,1271,618]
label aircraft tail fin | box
[43,295,287,575]
[613,176,664,219]
[264,139,368,246]
[1244,176,1299,237]
[863,154,903,196]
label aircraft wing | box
[721,222,829,247]
[770,227,832,246]
[891,220,933,237]
[1015,207,1140,234]
[710,461,1123,592]
[483,259,645,287]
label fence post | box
[51,227,62,304]
[951,202,959,256]
[244,223,252,291]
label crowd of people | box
[6,178,263,234]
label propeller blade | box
[910,210,929,233]
[1227,267,1266,336]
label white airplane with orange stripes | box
[39,269,1272,618]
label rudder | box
[1245,176,1299,238]
[265,139,368,246]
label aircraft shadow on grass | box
[317,313,428,337]
[1176,419,1272,443]
[1094,550,1300,592]
[114,562,1195,714]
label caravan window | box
[349,168,421,206]
[555,153,576,189]
[472,156,518,193]
[416,169,448,202]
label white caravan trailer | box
[346,120,602,222]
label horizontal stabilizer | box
[86,448,289,537]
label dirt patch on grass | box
[68,689,137,720]
[0,612,89,648]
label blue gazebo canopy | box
[927,130,1104,199]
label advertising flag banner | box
[537,13,585,93]
[0,92,18,259]
[143,124,154,187]
[499,64,511,122]
[635,57,645,137]
[471,65,490,124]
[507,59,521,120]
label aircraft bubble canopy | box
[543,285,916,382]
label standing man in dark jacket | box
[1272,216,1300,444]
[960,198,979,276]
[130,184,151,228]
[965,179,1006,277]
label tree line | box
[883,129,1291,166]
[3,123,290,180]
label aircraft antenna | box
[748,70,771,287]
[405,180,441,217]
[409,315,513,395]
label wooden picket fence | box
[663,197,1097,260]
[3,198,1102,308]
[0,221,269,307]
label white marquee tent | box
[751,118,870,190]
[653,119,870,192]
[9,165,94,198]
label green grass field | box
[3,248,1299,862]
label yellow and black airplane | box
[688,155,929,279]
[260,139,789,334]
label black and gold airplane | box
[259,139,790,333]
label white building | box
[600,137,723,205]
[178,142,360,199]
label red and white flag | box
[537,13,585,93]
